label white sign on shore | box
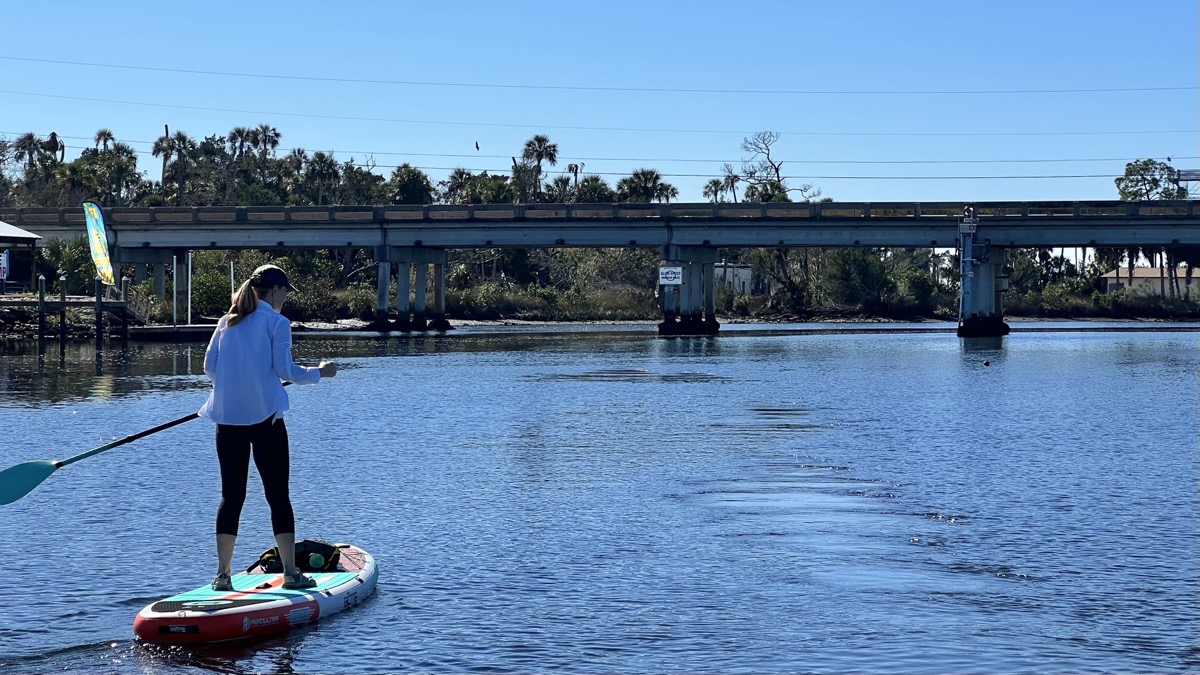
[0,249,8,280]
[659,266,683,285]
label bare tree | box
[740,131,784,184]
[737,131,820,202]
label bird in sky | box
[475,141,480,151]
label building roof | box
[0,220,42,245]
[1100,266,1188,279]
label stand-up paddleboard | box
[134,542,377,644]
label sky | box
[1,0,1197,205]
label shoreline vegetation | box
[2,128,1198,341]
[1,289,1196,343]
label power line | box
[321,164,1132,180]
[1,130,1188,180]
[2,55,1194,96]
[6,131,1193,165]
[2,90,1195,138]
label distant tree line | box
[1,126,1195,322]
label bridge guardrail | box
[2,200,1195,228]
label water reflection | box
[529,369,731,384]
[0,342,209,406]
[959,336,1005,369]
[959,336,1005,353]
[0,329,1196,674]
[651,335,723,358]
[134,629,304,675]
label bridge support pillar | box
[702,261,717,325]
[395,262,413,331]
[428,261,452,332]
[658,246,720,336]
[171,252,191,324]
[412,264,429,331]
[116,248,174,301]
[153,264,166,300]
[372,246,391,326]
[386,248,449,332]
[957,213,1010,338]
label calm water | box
[0,324,1197,674]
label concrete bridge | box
[2,200,1196,336]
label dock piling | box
[36,275,46,358]
[94,276,106,355]
[58,276,67,359]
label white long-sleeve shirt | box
[198,300,321,425]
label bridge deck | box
[2,200,1196,250]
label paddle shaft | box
[55,412,199,468]
[1,383,296,505]
[55,381,293,469]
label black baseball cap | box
[250,264,299,292]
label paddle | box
[0,382,293,506]
[0,411,202,505]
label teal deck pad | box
[160,572,360,604]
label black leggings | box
[215,416,295,536]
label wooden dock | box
[127,324,216,341]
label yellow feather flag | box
[83,202,115,286]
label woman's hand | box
[318,361,338,378]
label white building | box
[714,263,754,295]
[1100,266,1192,297]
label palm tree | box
[521,134,558,185]
[105,151,142,206]
[41,235,94,294]
[721,164,740,203]
[14,132,41,172]
[280,147,307,194]
[227,126,253,161]
[168,132,198,206]
[43,132,65,162]
[305,151,340,205]
[285,147,307,169]
[255,124,281,159]
[617,168,665,203]
[110,141,137,160]
[655,182,679,204]
[703,178,724,203]
[441,167,475,204]
[151,130,173,190]
[566,162,584,186]
[388,163,436,205]
[94,129,115,151]
[546,175,574,203]
[743,180,791,203]
[575,175,615,203]
[55,161,92,206]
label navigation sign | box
[659,266,683,285]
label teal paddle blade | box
[0,460,58,505]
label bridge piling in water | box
[375,247,451,332]
[957,209,1011,338]
[375,257,392,323]
[412,264,429,331]
[659,245,720,336]
[429,261,452,332]
[395,262,412,331]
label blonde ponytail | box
[225,279,260,327]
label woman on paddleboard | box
[198,264,337,591]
